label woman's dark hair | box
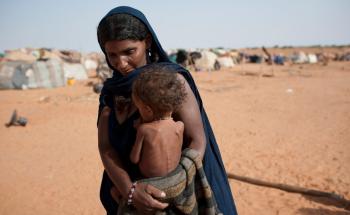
[97,13,159,62]
[132,64,187,119]
[97,13,148,47]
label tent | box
[193,50,219,71]
[0,59,66,89]
[216,56,235,68]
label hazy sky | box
[1,0,350,53]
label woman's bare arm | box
[98,106,133,198]
[98,106,168,212]
[174,73,206,160]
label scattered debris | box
[5,110,28,127]
[228,173,350,211]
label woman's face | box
[105,39,150,76]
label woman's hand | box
[132,182,168,214]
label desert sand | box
[0,61,349,215]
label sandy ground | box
[0,61,349,215]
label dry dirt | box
[1,61,350,215]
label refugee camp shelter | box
[0,59,65,89]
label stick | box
[227,173,350,211]
[262,46,273,65]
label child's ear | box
[145,105,152,113]
[145,105,154,116]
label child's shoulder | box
[175,120,184,132]
[137,122,160,133]
[175,120,184,127]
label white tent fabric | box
[307,54,318,64]
[217,56,235,68]
[193,51,218,71]
[63,63,88,80]
[0,59,80,89]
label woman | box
[97,6,238,215]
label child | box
[130,67,187,178]
[110,64,187,204]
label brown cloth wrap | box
[118,148,222,215]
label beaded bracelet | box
[127,182,137,206]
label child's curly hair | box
[132,64,187,118]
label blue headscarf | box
[97,6,171,103]
[97,6,237,215]
[97,6,170,75]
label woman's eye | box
[126,49,136,55]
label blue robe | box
[97,6,238,215]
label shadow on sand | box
[298,208,350,215]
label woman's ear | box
[145,34,152,49]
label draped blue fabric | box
[97,6,237,215]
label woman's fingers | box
[133,183,168,211]
[150,198,169,210]
[145,184,166,198]
[144,184,169,209]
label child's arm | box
[130,125,146,164]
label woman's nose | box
[116,56,128,71]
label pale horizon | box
[1,0,350,53]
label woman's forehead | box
[105,39,145,52]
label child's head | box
[132,64,187,122]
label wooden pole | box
[227,173,350,211]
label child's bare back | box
[130,119,184,178]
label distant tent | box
[248,55,264,63]
[0,59,66,89]
[290,52,308,64]
[307,54,318,64]
[193,50,219,71]
[273,55,285,65]
[176,49,188,65]
[340,52,350,61]
[216,56,235,68]
[168,53,177,63]
[63,63,88,80]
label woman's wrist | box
[118,179,133,199]
[127,181,138,206]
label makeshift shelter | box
[340,52,350,61]
[63,63,88,80]
[176,49,189,67]
[290,52,308,64]
[307,54,318,64]
[216,56,235,68]
[247,55,264,63]
[0,59,65,89]
[168,53,177,63]
[193,50,219,71]
[229,51,241,64]
[4,49,37,62]
[273,55,286,65]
